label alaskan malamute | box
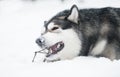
[36,5,120,62]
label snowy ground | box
[0,0,120,77]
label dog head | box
[36,5,82,62]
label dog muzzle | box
[32,41,64,62]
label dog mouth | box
[46,41,64,57]
[32,41,64,62]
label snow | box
[0,0,120,77]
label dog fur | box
[36,5,120,62]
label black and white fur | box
[36,5,120,62]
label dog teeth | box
[57,44,61,48]
[49,49,53,53]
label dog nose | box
[36,37,45,47]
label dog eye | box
[51,27,59,31]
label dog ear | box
[67,5,79,24]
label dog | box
[36,5,120,62]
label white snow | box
[0,0,120,77]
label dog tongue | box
[50,44,58,54]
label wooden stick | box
[32,48,48,62]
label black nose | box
[36,37,45,47]
[36,38,42,46]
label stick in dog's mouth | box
[32,41,64,62]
